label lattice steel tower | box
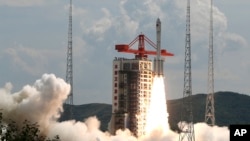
[65,0,73,108]
[179,0,195,141]
[205,0,215,126]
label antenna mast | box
[65,0,73,113]
[179,0,195,140]
[205,0,215,126]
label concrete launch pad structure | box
[110,58,153,136]
[109,19,173,137]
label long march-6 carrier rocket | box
[109,18,173,137]
[154,18,164,76]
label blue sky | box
[0,0,249,105]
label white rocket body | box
[154,18,164,76]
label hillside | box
[60,91,250,131]
[60,103,111,131]
[167,91,250,130]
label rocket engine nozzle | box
[153,59,164,76]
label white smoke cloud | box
[0,74,70,133]
[194,123,229,141]
[0,74,230,141]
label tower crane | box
[115,34,174,58]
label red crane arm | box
[115,34,174,58]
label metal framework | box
[65,0,73,113]
[110,59,153,137]
[205,0,215,126]
[179,0,195,141]
[115,34,174,59]
[110,21,174,136]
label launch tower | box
[65,0,73,117]
[109,19,173,137]
[205,0,215,126]
[179,0,195,141]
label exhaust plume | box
[0,74,229,141]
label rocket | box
[154,18,164,76]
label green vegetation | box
[0,113,60,141]
[167,91,250,130]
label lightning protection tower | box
[65,0,73,117]
[179,0,195,141]
[205,0,215,126]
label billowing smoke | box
[0,74,229,141]
[0,74,70,134]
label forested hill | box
[60,91,250,131]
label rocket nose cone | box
[157,18,161,23]
[156,18,161,27]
